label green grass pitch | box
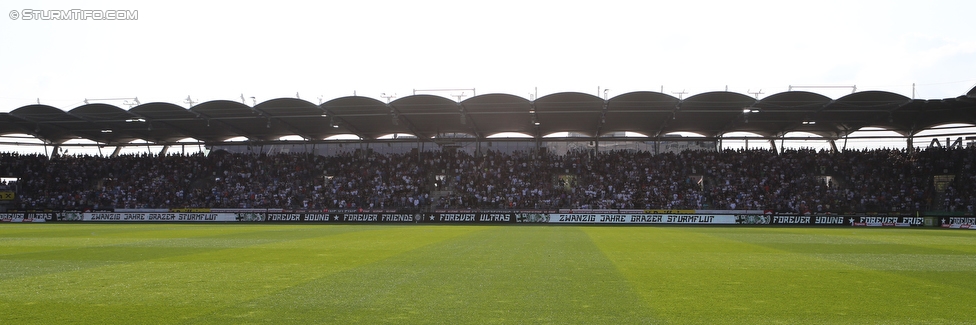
[1,224,974,324]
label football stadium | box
[2,86,976,324]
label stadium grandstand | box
[2,86,976,215]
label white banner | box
[1,218,46,223]
[546,214,737,224]
[942,224,976,229]
[82,212,239,222]
[947,217,976,224]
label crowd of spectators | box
[2,147,975,214]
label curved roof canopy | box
[2,89,974,145]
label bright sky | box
[1,0,975,113]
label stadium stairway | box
[431,190,452,204]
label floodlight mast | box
[671,90,688,100]
[450,92,467,102]
[747,89,764,99]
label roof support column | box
[829,139,839,153]
[49,145,60,158]
[111,146,123,158]
[907,136,914,153]
[158,145,170,156]
[534,137,540,156]
[768,139,778,154]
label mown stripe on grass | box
[0,224,363,281]
[713,227,976,255]
[0,224,337,254]
[584,226,974,324]
[0,225,478,324]
[829,228,976,255]
[193,225,661,325]
[714,227,976,318]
